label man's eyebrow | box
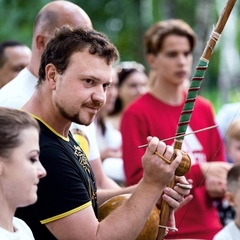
[81,75,100,81]
[82,75,112,84]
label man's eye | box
[13,66,24,72]
[167,52,177,58]
[184,51,191,57]
[85,79,94,85]
[128,83,137,88]
[103,83,111,90]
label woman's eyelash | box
[30,158,38,163]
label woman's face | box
[104,69,119,113]
[0,127,46,209]
[118,70,148,109]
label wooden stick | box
[202,0,237,61]
[138,125,218,149]
[157,1,236,239]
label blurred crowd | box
[0,1,240,240]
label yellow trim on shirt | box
[30,113,69,141]
[72,133,90,158]
[40,201,92,224]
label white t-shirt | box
[95,120,122,151]
[0,68,37,109]
[0,68,100,162]
[95,120,125,182]
[213,221,240,240]
[0,217,34,240]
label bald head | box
[33,1,92,37]
[28,1,93,77]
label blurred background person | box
[95,68,126,185]
[216,102,240,139]
[0,40,31,89]
[0,1,92,109]
[213,164,240,240]
[71,121,123,189]
[0,107,46,239]
[225,119,240,166]
[108,61,148,130]
[216,119,240,227]
[121,19,231,239]
[216,102,240,162]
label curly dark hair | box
[38,24,119,86]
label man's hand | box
[155,177,193,234]
[141,136,181,190]
[205,175,227,198]
[200,162,232,198]
[100,147,122,160]
[156,177,193,210]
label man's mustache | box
[84,100,104,109]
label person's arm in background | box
[121,107,148,186]
[188,98,232,199]
[202,100,231,198]
[71,122,122,189]
[90,157,122,189]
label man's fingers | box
[167,209,178,232]
[177,194,193,211]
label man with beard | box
[18,24,190,240]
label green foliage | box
[0,0,239,100]
[0,0,50,47]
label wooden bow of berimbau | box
[157,0,237,239]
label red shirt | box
[121,92,226,239]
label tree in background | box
[0,0,239,106]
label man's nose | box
[92,88,106,106]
